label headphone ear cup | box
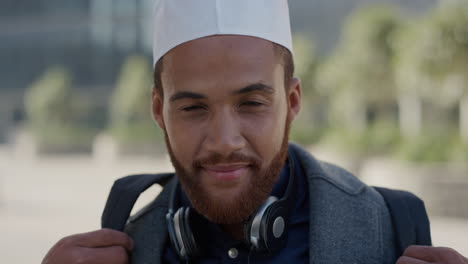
[243,214,255,247]
[166,210,183,257]
[171,208,189,260]
[245,196,278,251]
[179,207,201,257]
[259,203,288,253]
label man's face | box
[152,35,301,224]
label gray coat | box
[125,144,398,263]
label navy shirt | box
[163,151,309,263]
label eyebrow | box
[169,91,207,102]
[169,83,274,103]
[233,83,275,95]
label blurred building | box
[0,0,153,141]
[0,0,436,142]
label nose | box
[204,108,245,157]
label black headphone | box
[166,151,297,261]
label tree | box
[24,66,96,152]
[289,34,324,145]
[394,2,468,140]
[108,55,164,154]
[317,5,402,133]
[392,19,426,137]
[25,66,72,131]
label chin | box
[207,186,246,205]
[194,182,265,224]
[204,173,250,195]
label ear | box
[287,77,301,121]
[151,88,165,130]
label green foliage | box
[395,131,466,163]
[292,34,316,86]
[315,5,402,136]
[310,3,468,162]
[318,5,401,106]
[321,120,401,157]
[25,67,72,128]
[24,66,97,151]
[290,34,326,145]
[109,55,164,144]
[422,3,468,80]
[110,55,152,126]
[393,2,468,106]
[290,123,324,146]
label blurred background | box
[0,0,467,262]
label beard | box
[164,118,291,225]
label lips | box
[202,163,249,182]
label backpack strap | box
[374,187,432,256]
[101,173,174,231]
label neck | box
[221,223,244,241]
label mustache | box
[193,152,261,169]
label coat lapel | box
[291,144,383,264]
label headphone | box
[165,151,297,261]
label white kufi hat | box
[152,0,293,66]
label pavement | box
[0,146,467,263]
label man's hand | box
[396,245,468,264]
[41,229,134,264]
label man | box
[42,1,467,263]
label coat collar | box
[126,143,384,264]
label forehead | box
[161,35,282,94]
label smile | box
[202,164,250,182]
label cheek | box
[241,101,288,158]
[242,114,284,140]
[163,111,204,165]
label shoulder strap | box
[101,173,174,231]
[374,187,432,255]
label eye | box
[241,101,264,107]
[182,105,205,112]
